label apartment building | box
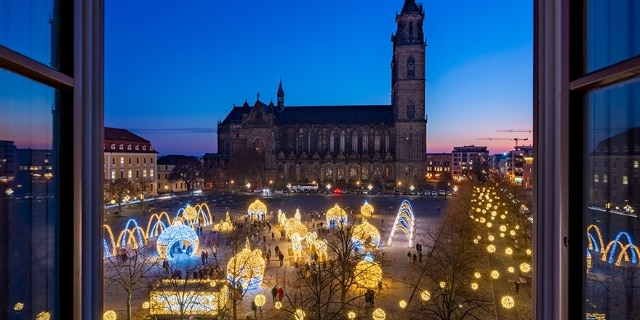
[451,145,489,181]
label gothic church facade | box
[216,0,427,191]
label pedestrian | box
[279,252,285,266]
[201,251,206,265]
[263,235,267,243]
[277,286,284,302]
[272,231,275,241]
[271,285,278,304]
[412,253,417,264]
[515,280,520,293]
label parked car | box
[431,190,438,196]
[438,190,446,196]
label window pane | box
[0,0,58,68]
[586,0,640,72]
[0,69,59,318]
[584,77,640,319]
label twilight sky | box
[104,0,533,157]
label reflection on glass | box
[0,69,58,318]
[586,0,640,72]
[584,77,640,319]
[0,0,57,68]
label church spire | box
[401,0,422,14]
[277,78,285,110]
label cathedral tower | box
[391,0,427,188]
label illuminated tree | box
[104,178,136,214]
[404,182,494,320]
[103,245,162,320]
[283,224,385,319]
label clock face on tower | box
[408,61,415,70]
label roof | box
[220,105,394,126]
[105,127,150,143]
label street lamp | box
[246,183,251,191]
[326,184,331,193]
[368,184,373,194]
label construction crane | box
[477,137,529,147]
[496,129,532,133]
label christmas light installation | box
[386,200,415,247]
[149,279,228,317]
[351,218,381,249]
[326,204,348,228]
[227,237,266,290]
[360,200,374,218]
[248,199,267,221]
[156,220,200,260]
[285,211,308,262]
[213,211,234,231]
[354,252,382,290]
[278,209,287,227]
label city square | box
[102,186,532,320]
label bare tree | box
[405,182,495,320]
[103,245,162,320]
[168,156,203,195]
[226,147,264,189]
[104,178,136,214]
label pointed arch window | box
[339,131,345,152]
[363,131,369,153]
[317,132,322,153]
[384,132,390,153]
[330,131,335,153]
[374,131,381,152]
[352,131,358,153]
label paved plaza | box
[103,191,532,319]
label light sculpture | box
[149,279,228,317]
[421,290,431,301]
[156,220,200,260]
[501,295,515,309]
[248,199,267,221]
[295,309,306,320]
[372,308,386,320]
[227,238,266,290]
[103,310,117,320]
[386,200,416,247]
[326,204,348,227]
[213,211,234,232]
[351,219,381,248]
[254,294,266,312]
[360,200,374,218]
[278,209,287,227]
[354,252,382,289]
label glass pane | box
[585,77,640,319]
[0,69,59,319]
[0,0,58,68]
[586,0,640,72]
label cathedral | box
[215,0,427,192]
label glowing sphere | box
[491,270,500,279]
[361,200,375,218]
[399,300,407,308]
[142,301,149,309]
[372,308,386,320]
[13,302,24,311]
[156,221,200,260]
[354,253,383,289]
[505,248,513,255]
[103,310,117,320]
[486,222,493,228]
[508,267,515,273]
[227,238,266,290]
[510,230,516,236]
[248,199,267,220]
[499,225,507,232]
[488,235,495,241]
[421,290,431,301]
[520,262,532,273]
[501,295,515,309]
[526,249,532,255]
[295,308,306,320]
[352,220,381,248]
[254,294,266,307]
[487,244,496,253]
[471,282,479,290]
[326,204,348,227]
[275,301,282,309]
[439,281,446,288]
[35,312,51,320]
[348,311,356,319]
[474,272,481,279]
[183,205,198,220]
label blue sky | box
[104,0,533,157]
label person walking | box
[277,286,284,302]
[279,252,285,267]
[271,285,278,304]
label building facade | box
[425,153,452,181]
[216,0,427,192]
[451,145,489,181]
[104,127,158,197]
[157,155,205,194]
